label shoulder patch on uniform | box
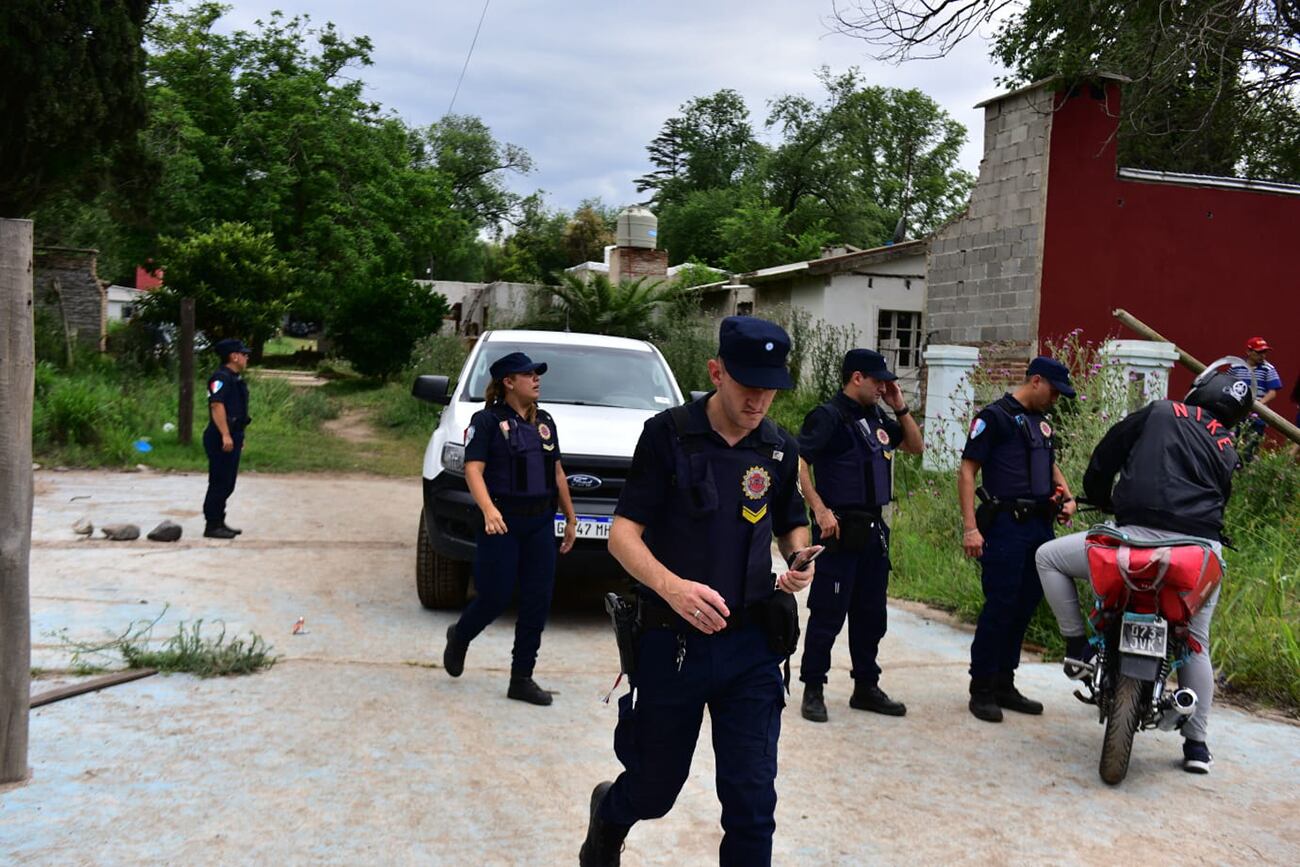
[742,466,772,500]
[876,427,890,445]
[464,425,475,445]
[969,417,986,438]
[537,421,552,440]
[209,379,224,395]
[1040,420,1052,437]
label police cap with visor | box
[213,338,251,359]
[717,316,794,390]
[1027,356,1076,398]
[842,348,897,382]
[489,351,548,381]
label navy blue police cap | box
[843,348,897,382]
[213,338,251,358]
[1027,356,1076,398]
[489,351,548,380]
[717,316,794,390]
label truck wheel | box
[1099,674,1143,785]
[416,507,470,609]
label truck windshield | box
[461,342,680,410]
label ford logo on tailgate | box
[567,473,603,490]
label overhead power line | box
[446,0,492,118]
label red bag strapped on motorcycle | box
[1085,527,1223,624]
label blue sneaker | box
[1183,739,1214,774]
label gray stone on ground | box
[100,523,140,541]
[147,520,183,542]
[72,517,94,536]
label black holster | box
[754,589,800,657]
[605,593,642,677]
[830,510,879,553]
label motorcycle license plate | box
[1119,614,1168,658]
[555,514,611,541]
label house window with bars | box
[877,310,923,369]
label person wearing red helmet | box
[1230,338,1283,462]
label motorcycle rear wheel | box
[1099,674,1144,785]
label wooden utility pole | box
[1114,308,1300,447]
[0,219,34,784]
[179,297,195,446]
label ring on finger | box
[692,608,702,619]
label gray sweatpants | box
[1035,526,1221,742]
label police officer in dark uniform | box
[796,349,923,723]
[957,356,1077,722]
[578,317,816,867]
[442,351,577,706]
[203,338,252,540]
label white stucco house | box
[106,285,147,322]
[695,240,929,397]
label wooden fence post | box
[179,298,195,446]
[0,218,35,784]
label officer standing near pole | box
[579,316,816,867]
[796,349,923,723]
[202,338,251,540]
[956,357,1077,722]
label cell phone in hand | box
[788,544,825,572]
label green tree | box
[657,187,744,267]
[0,0,155,216]
[830,0,1300,180]
[327,274,449,379]
[635,89,761,207]
[495,194,571,283]
[718,203,834,273]
[145,221,293,349]
[529,273,679,338]
[562,203,616,266]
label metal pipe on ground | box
[1113,308,1300,447]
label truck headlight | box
[441,442,466,474]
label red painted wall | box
[135,265,163,291]
[1038,83,1300,416]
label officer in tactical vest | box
[796,349,923,723]
[442,351,578,706]
[579,317,815,867]
[957,357,1077,722]
[1035,358,1250,774]
[203,338,252,539]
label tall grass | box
[889,338,1300,711]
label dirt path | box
[321,407,380,445]
[6,471,1300,864]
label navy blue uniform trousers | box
[800,523,890,686]
[202,427,243,527]
[600,623,785,866]
[970,513,1053,678]
[455,513,557,678]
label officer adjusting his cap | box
[203,338,252,539]
[957,356,1077,722]
[1034,358,1251,774]
[795,349,923,723]
[442,351,577,706]
[579,316,815,867]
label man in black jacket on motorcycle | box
[1034,359,1251,774]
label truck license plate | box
[1119,614,1168,658]
[555,514,611,540]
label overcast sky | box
[217,1,1010,211]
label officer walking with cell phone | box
[795,349,923,722]
[579,316,817,867]
[957,357,1077,722]
[441,351,578,705]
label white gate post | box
[1101,339,1180,418]
[922,345,980,472]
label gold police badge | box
[742,466,771,500]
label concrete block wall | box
[34,247,106,351]
[924,85,1055,360]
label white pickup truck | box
[411,329,688,608]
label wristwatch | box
[894,405,910,417]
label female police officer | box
[579,317,816,867]
[441,351,577,706]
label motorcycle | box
[1073,524,1224,785]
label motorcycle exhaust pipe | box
[1156,688,1198,731]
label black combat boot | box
[994,672,1044,715]
[507,676,553,706]
[801,683,828,722]
[443,624,467,678]
[579,781,630,866]
[850,682,907,717]
[221,523,243,535]
[203,525,237,539]
[968,677,1003,723]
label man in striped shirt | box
[1231,337,1283,460]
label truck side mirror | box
[412,375,451,405]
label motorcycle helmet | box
[1184,356,1253,428]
